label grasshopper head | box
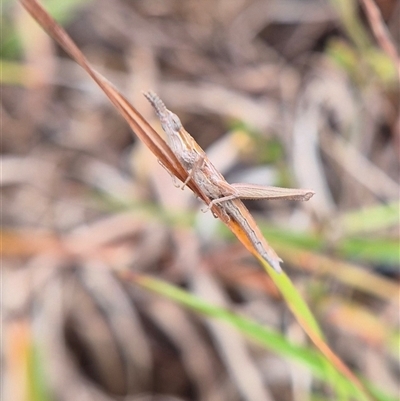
[165,111,183,132]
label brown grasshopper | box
[144,91,314,273]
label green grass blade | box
[134,274,395,401]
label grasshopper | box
[144,91,314,273]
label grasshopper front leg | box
[180,154,207,189]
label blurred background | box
[2,0,399,400]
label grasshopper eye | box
[168,112,182,131]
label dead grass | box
[2,1,399,400]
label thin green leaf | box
[134,274,396,401]
[339,201,400,236]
